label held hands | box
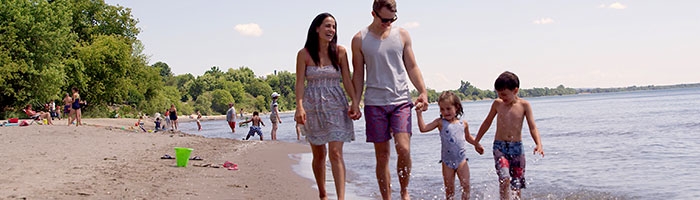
[474,144,484,155]
[534,144,544,157]
[414,102,427,112]
[414,93,429,112]
[348,103,362,120]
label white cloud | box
[600,2,627,9]
[533,18,554,25]
[234,23,263,37]
[402,22,420,29]
[609,2,627,9]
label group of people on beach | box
[150,104,180,132]
[223,93,282,141]
[293,1,545,199]
[23,87,84,126]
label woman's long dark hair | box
[304,13,339,71]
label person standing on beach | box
[70,87,83,126]
[226,103,236,133]
[196,110,202,131]
[269,92,282,140]
[349,0,429,199]
[295,12,356,200]
[62,93,72,122]
[169,104,178,131]
[164,109,171,131]
[239,108,244,118]
[474,71,545,200]
[415,91,484,199]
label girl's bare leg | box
[328,141,346,200]
[310,144,328,200]
[442,163,457,200]
[455,161,471,200]
[75,109,81,126]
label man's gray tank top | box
[360,26,410,106]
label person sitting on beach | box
[48,100,60,120]
[24,104,53,125]
[241,111,265,141]
[153,112,162,132]
[415,91,484,199]
[474,71,545,200]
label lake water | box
[179,87,700,199]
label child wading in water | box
[475,71,544,200]
[241,111,265,141]
[416,91,484,200]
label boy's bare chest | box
[497,105,525,121]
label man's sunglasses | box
[374,10,398,23]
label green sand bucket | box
[174,147,193,167]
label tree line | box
[0,0,290,119]
[5,0,694,120]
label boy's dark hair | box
[373,0,397,12]
[495,71,520,91]
[438,91,463,118]
[253,111,259,116]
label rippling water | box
[181,87,700,199]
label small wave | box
[551,130,636,138]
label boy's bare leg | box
[499,178,510,200]
[394,133,412,200]
[328,141,346,200]
[374,141,392,200]
[311,144,328,200]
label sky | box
[104,0,699,91]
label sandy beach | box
[0,117,317,199]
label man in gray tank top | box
[350,0,428,199]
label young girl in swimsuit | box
[415,91,484,200]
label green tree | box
[194,92,213,115]
[0,0,74,113]
[152,61,173,82]
[210,89,234,114]
[73,34,134,106]
[68,0,140,43]
[226,66,256,86]
[246,79,273,100]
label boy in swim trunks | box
[241,111,265,141]
[474,71,545,200]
